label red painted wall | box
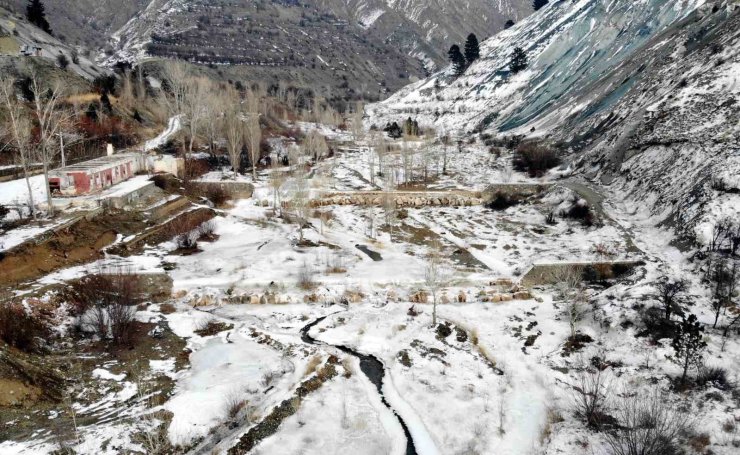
[71,172,91,193]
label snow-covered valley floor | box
[2,131,739,455]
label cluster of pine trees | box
[447,33,480,77]
[26,0,52,35]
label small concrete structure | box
[147,154,183,177]
[49,153,144,196]
[102,180,159,209]
[520,260,644,287]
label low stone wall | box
[520,260,644,287]
[312,191,484,208]
[482,183,554,201]
[147,196,190,222]
[190,181,254,199]
[103,182,159,210]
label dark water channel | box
[300,315,417,455]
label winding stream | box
[300,315,417,455]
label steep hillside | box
[315,0,531,69]
[569,4,740,248]
[368,0,709,132]
[100,0,532,100]
[104,0,428,100]
[369,0,740,247]
[0,6,109,81]
[3,0,148,51]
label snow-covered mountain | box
[369,0,710,133]
[370,0,740,248]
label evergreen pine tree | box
[509,47,528,74]
[671,314,707,385]
[26,0,52,35]
[448,44,466,76]
[533,0,549,11]
[464,34,480,66]
[504,20,515,29]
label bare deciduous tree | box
[565,290,589,340]
[268,160,286,217]
[289,145,311,242]
[0,77,36,218]
[245,114,261,181]
[222,89,245,179]
[183,76,211,157]
[604,389,692,455]
[711,259,737,328]
[425,239,447,326]
[304,129,328,163]
[351,101,364,142]
[30,73,73,215]
[571,362,610,429]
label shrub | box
[194,318,233,336]
[639,306,679,341]
[176,233,198,250]
[695,367,732,391]
[224,392,248,421]
[604,390,692,455]
[184,159,210,181]
[71,270,142,346]
[436,323,453,340]
[485,192,521,211]
[197,220,217,241]
[150,174,171,190]
[513,142,561,177]
[571,366,613,429]
[56,53,70,70]
[205,185,229,207]
[564,200,594,226]
[0,303,46,351]
[298,261,316,290]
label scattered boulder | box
[409,290,429,303]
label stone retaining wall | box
[190,181,254,199]
[312,191,484,207]
[483,183,554,200]
[520,260,644,286]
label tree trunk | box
[22,160,36,219]
[681,355,690,384]
[432,293,437,326]
[41,154,53,216]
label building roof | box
[51,153,140,175]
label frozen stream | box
[300,315,417,455]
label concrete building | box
[49,153,144,196]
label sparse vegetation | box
[513,142,560,177]
[604,390,693,455]
[69,270,142,346]
[0,302,47,351]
